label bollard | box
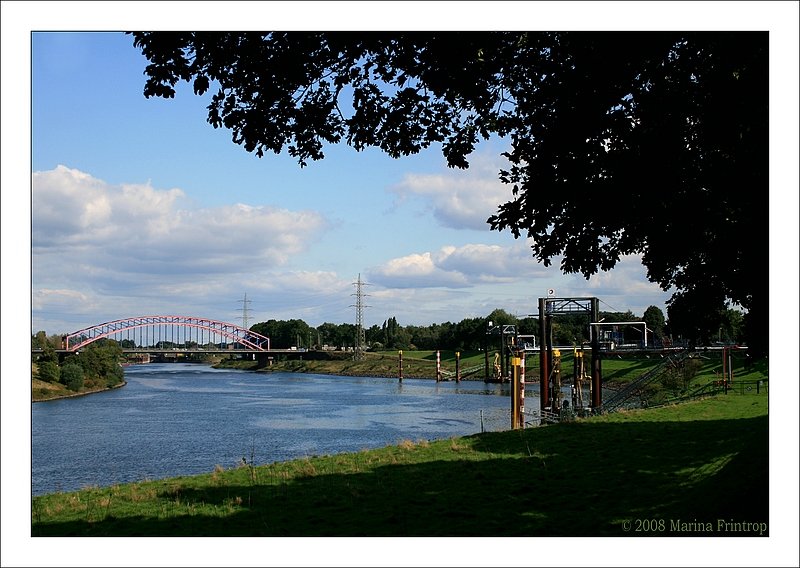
[511,356,520,429]
[552,349,562,412]
[398,350,403,382]
[519,354,526,429]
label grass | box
[31,376,126,402]
[31,377,73,400]
[31,363,128,402]
[31,391,768,536]
[233,348,768,393]
[234,350,485,379]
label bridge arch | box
[63,316,270,352]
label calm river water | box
[32,363,517,495]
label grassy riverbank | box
[31,373,126,402]
[31,391,768,536]
[217,349,487,379]
[221,349,769,392]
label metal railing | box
[600,351,691,413]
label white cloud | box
[33,165,327,268]
[365,246,673,323]
[364,287,475,325]
[435,242,547,282]
[368,251,470,288]
[571,254,673,316]
[239,271,354,323]
[389,150,511,230]
[32,288,89,310]
[29,166,673,334]
[33,166,185,245]
[367,241,549,290]
[31,166,332,332]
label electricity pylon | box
[350,274,370,360]
[238,293,252,330]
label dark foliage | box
[129,32,767,354]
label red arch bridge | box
[62,315,270,352]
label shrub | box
[37,360,60,383]
[660,369,682,391]
[104,364,124,387]
[661,357,704,391]
[679,358,704,389]
[61,363,84,391]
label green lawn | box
[32,391,768,537]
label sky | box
[12,8,797,338]
[24,30,683,336]
[3,2,799,567]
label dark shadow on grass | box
[601,358,665,383]
[32,416,767,537]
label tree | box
[517,317,538,337]
[315,322,341,348]
[32,331,58,364]
[73,340,124,387]
[382,317,401,349]
[365,324,383,348]
[335,323,357,349]
[642,305,666,341]
[719,308,745,344]
[37,360,60,383]
[251,319,313,349]
[130,32,767,355]
[32,331,48,349]
[454,316,488,351]
[61,362,85,392]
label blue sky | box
[11,6,796,339]
[26,30,687,335]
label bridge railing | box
[63,315,270,352]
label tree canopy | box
[129,31,768,355]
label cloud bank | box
[32,166,330,331]
[388,151,511,231]
[367,241,550,289]
[31,166,673,333]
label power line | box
[599,298,623,313]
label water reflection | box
[32,363,513,495]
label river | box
[31,363,518,495]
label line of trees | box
[31,303,748,366]
[247,305,746,352]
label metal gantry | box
[539,296,602,412]
[485,322,517,382]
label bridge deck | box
[41,348,307,355]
